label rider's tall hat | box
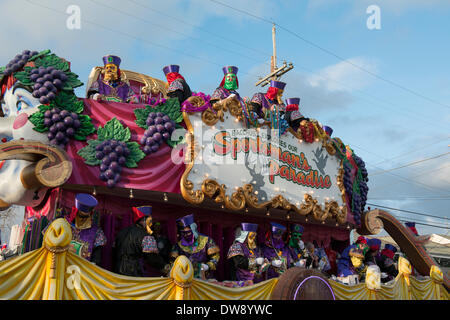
[103,55,121,67]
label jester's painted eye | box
[16,96,32,113]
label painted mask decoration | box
[247,231,257,249]
[223,73,237,90]
[180,227,194,246]
[103,64,118,82]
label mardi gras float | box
[0,49,448,300]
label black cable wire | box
[207,0,450,110]
[366,203,450,221]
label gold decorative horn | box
[0,140,73,189]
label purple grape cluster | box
[342,156,369,226]
[95,139,130,188]
[139,112,175,155]
[353,155,369,223]
[30,66,68,104]
[44,108,81,149]
[2,50,38,77]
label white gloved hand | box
[257,118,265,124]
[228,93,236,99]
[299,240,305,250]
[93,93,101,101]
[271,259,282,268]
[201,263,209,271]
[256,257,264,265]
[381,272,388,278]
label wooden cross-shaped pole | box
[255,24,294,87]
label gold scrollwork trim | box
[180,106,347,225]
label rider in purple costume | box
[210,66,252,126]
[87,55,135,103]
[170,214,220,279]
[67,193,107,265]
[250,80,289,133]
[227,222,267,284]
[262,222,292,279]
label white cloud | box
[307,57,378,92]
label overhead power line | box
[369,163,450,192]
[370,152,450,176]
[208,0,450,110]
[366,203,450,221]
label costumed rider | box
[67,193,107,265]
[87,55,135,103]
[249,80,289,133]
[336,236,369,283]
[287,223,307,267]
[377,243,399,283]
[113,206,169,277]
[364,238,381,266]
[227,222,269,284]
[163,65,192,105]
[262,222,292,279]
[405,221,419,236]
[210,66,252,127]
[170,214,220,279]
[284,98,309,132]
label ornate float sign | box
[180,98,348,225]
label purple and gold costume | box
[170,214,220,279]
[227,223,265,283]
[68,193,106,265]
[262,222,292,279]
[87,55,134,103]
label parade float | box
[0,49,448,300]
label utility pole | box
[256,23,294,87]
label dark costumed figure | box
[365,238,381,266]
[67,193,107,265]
[87,55,135,103]
[227,223,268,284]
[170,214,220,279]
[287,223,306,267]
[163,64,192,105]
[262,222,292,279]
[377,244,399,283]
[113,206,168,277]
[284,97,309,132]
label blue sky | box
[1,0,449,236]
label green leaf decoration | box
[124,142,146,168]
[134,98,183,131]
[97,118,131,142]
[134,107,150,129]
[28,49,51,62]
[13,71,33,86]
[28,105,52,132]
[74,115,96,141]
[77,140,102,166]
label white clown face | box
[0,82,49,208]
